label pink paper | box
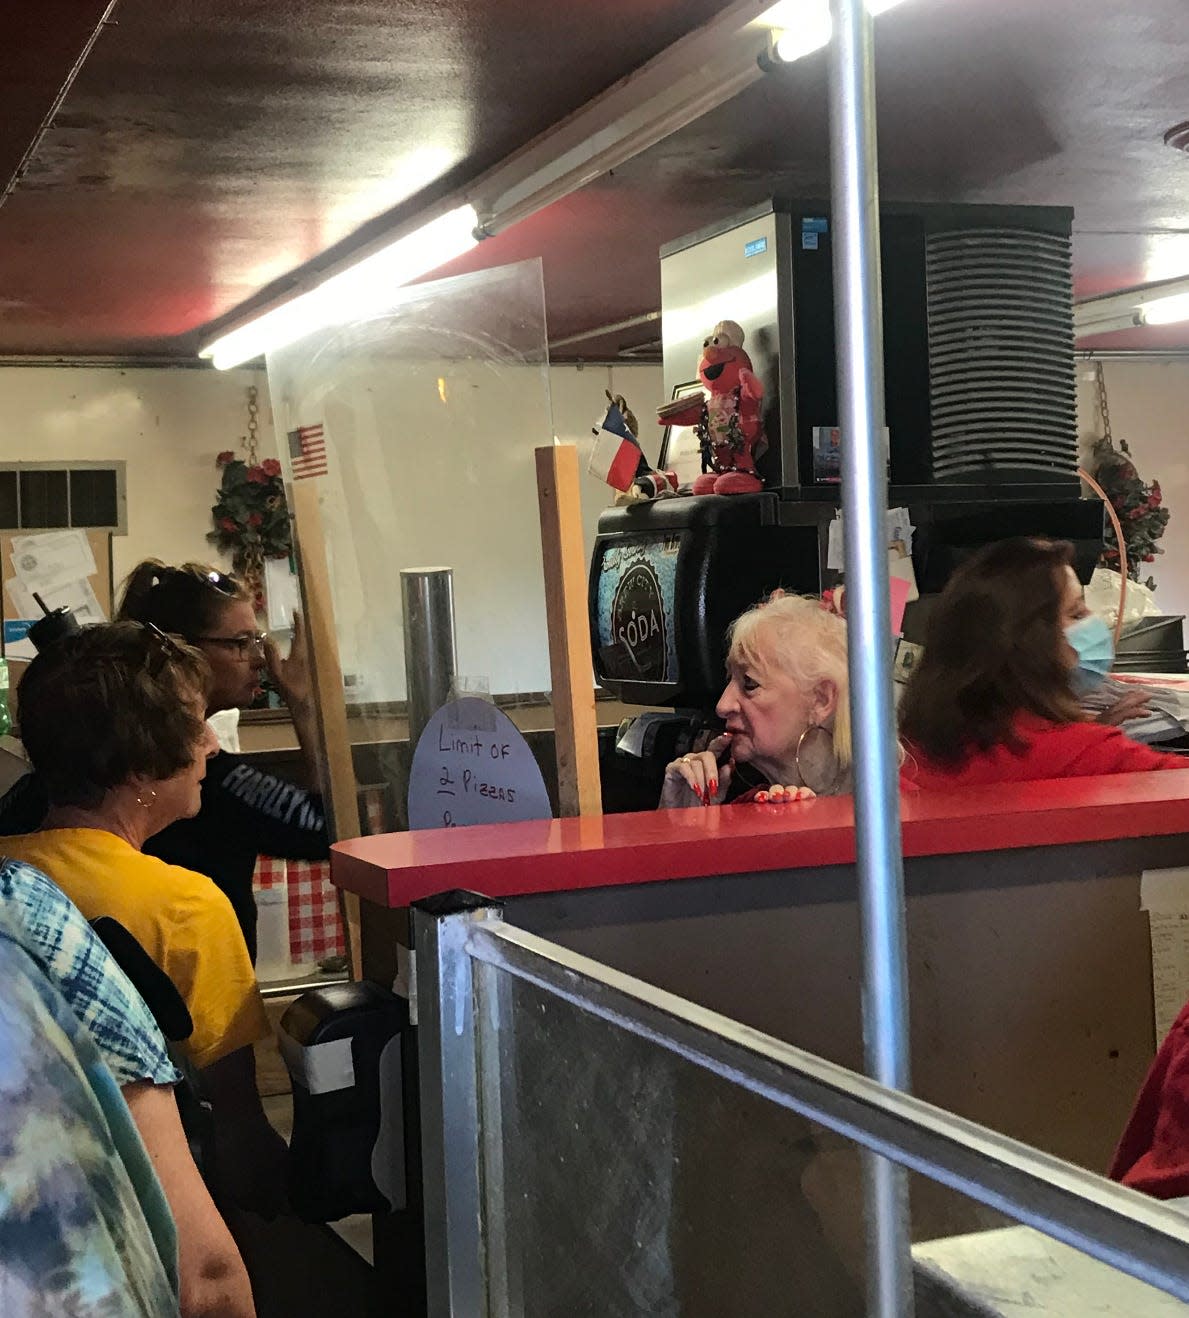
[889,575,911,635]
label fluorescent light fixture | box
[1074,275,1189,339]
[203,0,916,367]
[468,3,774,237]
[772,11,832,62]
[1141,290,1189,326]
[201,204,479,369]
[768,0,909,63]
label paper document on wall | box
[1141,868,1189,1043]
[10,530,97,595]
[7,575,106,626]
[827,508,916,573]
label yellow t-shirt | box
[2,828,269,1069]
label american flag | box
[288,423,328,480]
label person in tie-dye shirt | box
[0,927,177,1315]
[0,858,254,1317]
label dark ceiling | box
[3,0,1189,360]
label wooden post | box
[289,478,363,979]
[535,444,602,817]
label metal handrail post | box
[827,1,914,1314]
[413,896,504,1316]
[463,918,1189,1304]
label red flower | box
[1144,554,1156,562]
[248,512,264,528]
[216,450,235,466]
[261,458,282,477]
[219,516,237,532]
[246,466,269,485]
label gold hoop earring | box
[136,788,157,809]
[794,724,842,796]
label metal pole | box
[827,2,914,1315]
[413,898,502,1316]
[401,567,458,746]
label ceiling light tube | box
[767,0,909,64]
[1074,275,1189,340]
[200,204,480,369]
[1141,290,1189,326]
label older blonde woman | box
[660,593,852,808]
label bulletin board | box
[1,529,113,658]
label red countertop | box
[331,770,1189,910]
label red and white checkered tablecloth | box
[253,855,287,891]
[286,859,345,962]
[251,856,344,964]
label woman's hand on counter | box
[1096,687,1153,725]
[659,734,734,809]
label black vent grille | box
[925,229,1076,482]
[0,463,125,531]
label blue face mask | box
[1065,614,1114,691]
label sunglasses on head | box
[151,566,239,598]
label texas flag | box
[588,402,650,492]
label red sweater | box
[903,713,1184,789]
[1110,1000,1189,1198]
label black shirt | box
[0,751,329,963]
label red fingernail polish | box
[710,780,718,795]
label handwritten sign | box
[407,697,552,831]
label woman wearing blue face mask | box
[900,537,1186,788]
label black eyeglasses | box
[192,631,268,659]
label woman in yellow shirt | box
[3,621,284,1215]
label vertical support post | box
[414,896,502,1317]
[827,1,914,1314]
[401,568,458,747]
[535,443,603,817]
[289,478,364,979]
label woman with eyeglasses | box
[0,560,329,962]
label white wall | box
[1076,359,1189,619]
[0,360,658,691]
[0,365,276,596]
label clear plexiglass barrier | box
[266,259,557,837]
[414,904,1189,1318]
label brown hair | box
[899,537,1083,765]
[116,559,250,640]
[18,622,211,808]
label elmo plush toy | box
[658,319,765,495]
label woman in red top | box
[900,536,1185,788]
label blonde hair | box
[726,594,852,769]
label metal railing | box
[414,900,1189,1317]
